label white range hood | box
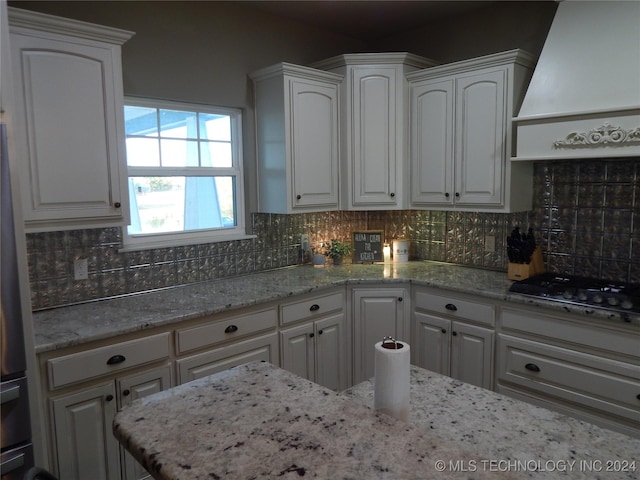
[513,1,640,160]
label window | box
[122,98,248,249]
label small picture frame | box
[352,230,384,263]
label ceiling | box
[240,1,498,41]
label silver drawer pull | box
[224,325,238,333]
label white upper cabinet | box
[312,53,438,210]
[408,50,535,212]
[250,63,342,214]
[8,8,133,231]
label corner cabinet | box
[250,63,342,214]
[351,286,411,384]
[312,53,438,210]
[407,49,535,212]
[8,8,133,231]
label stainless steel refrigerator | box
[0,122,34,478]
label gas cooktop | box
[508,272,640,316]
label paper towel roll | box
[374,338,410,422]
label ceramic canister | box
[393,239,409,263]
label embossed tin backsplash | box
[27,158,638,310]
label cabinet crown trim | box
[310,52,439,70]
[407,49,535,81]
[249,62,343,83]
[8,7,134,44]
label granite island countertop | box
[113,361,522,480]
[33,261,640,353]
[113,362,640,480]
[345,366,640,479]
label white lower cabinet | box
[352,287,410,384]
[280,312,348,391]
[118,367,173,480]
[50,382,120,480]
[279,289,349,390]
[177,333,279,383]
[497,307,640,437]
[412,287,495,389]
[414,313,494,389]
[50,363,173,480]
[175,307,279,383]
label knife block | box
[507,246,545,280]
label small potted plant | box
[324,239,352,266]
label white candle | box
[383,244,391,263]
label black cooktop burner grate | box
[508,272,640,315]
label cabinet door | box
[289,78,340,210]
[410,78,455,206]
[413,311,450,376]
[454,68,506,206]
[353,288,410,384]
[350,67,399,208]
[315,312,348,391]
[450,321,494,389]
[177,333,278,383]
[118,365,173,480]
[51,382,121,480]
[280,322,315,382]
[10,31,127,227]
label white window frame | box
[121,97,252,251]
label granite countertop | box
[345,366,640,479]
[33,261,640,353]
[113,361,519,480]
[113,361,640,480]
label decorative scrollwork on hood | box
[553,122,640,148]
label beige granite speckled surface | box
[33,262,640,353]
[344,366,640,479]
[114,361,526,480]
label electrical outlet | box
[484,235,496,252]
[301,234,310,253]
[74,257,88,280]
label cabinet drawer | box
[177,333,279,383]
[414,289,494,326]
[47,333,170,389]
[501,308,639,359]
[176,308,277,355]
[280,291,344,326]
[498,334,640,423]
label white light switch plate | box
[301,234,310,252]
[74,258,88,280]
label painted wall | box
[377,2,557,62]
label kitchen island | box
[113,362,639,480]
